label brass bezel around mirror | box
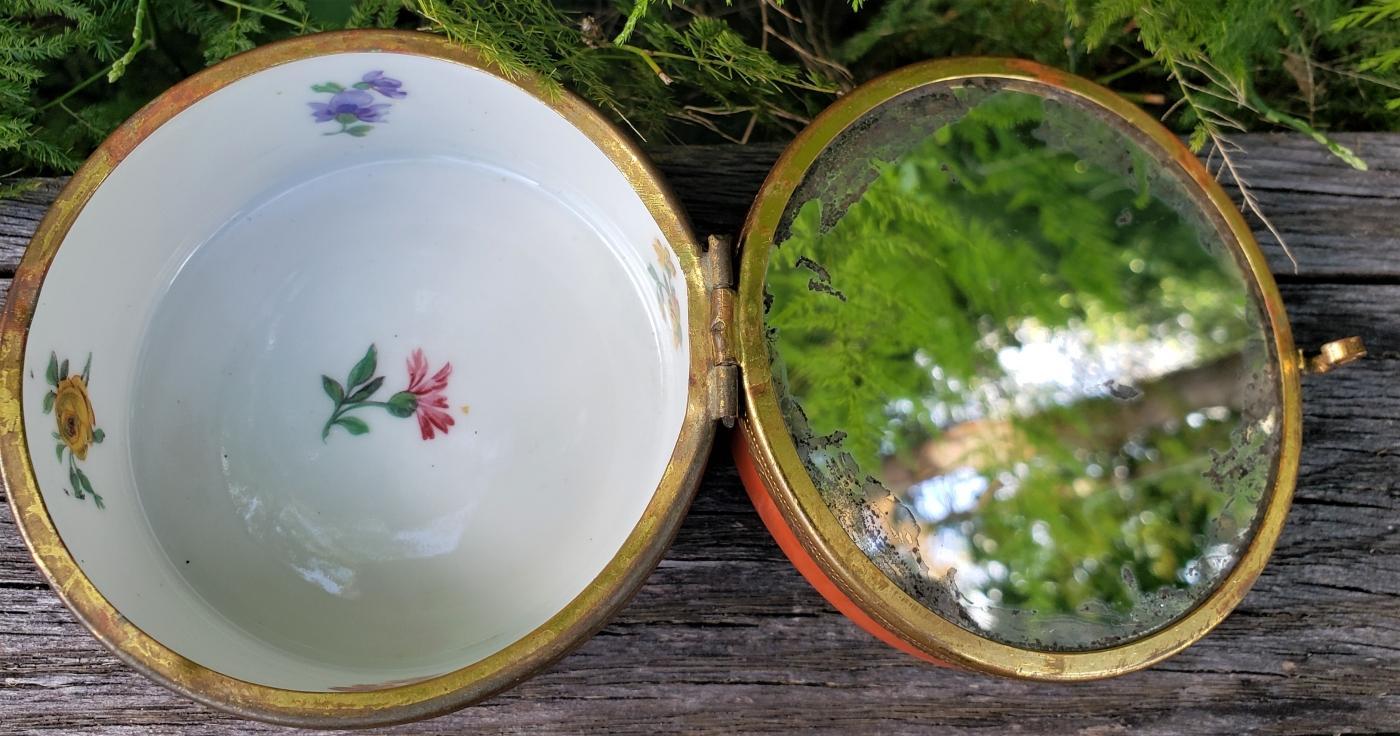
[730,57,1362,680]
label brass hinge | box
[705,234,739,427]
[1300,336,1367,375]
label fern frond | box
[346,0,403,29]
[614,0,661,45]
[1332,0,1400,32]
[1164,58,1300,271]
[1359,47,1400,73]
[6,0,95,26]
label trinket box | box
[1,31,1363,727]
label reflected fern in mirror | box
[765,83,1280,650]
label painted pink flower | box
[405,349,454,440]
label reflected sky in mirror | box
[765,81,1281,650]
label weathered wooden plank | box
[2,139,1399,735]
[3,136,1397,280]
[0,179,64,274]
[647,133,1400,281]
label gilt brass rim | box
[0,30,714,727]
[734,57,1301,680]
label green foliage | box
[1334,0,1400,33]
[837,0,1071,69]
[770,89,1242,473]
[767,87,1269,630]
[0,1,1396,191]
[965,422,1231,618]
[1333,0,1400,108]
[1073,1,1370,167]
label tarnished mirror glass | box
[764,78,1282,650]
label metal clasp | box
[1301,336,1367,375]
[704,234,739,427]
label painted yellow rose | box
[54,375,95,461]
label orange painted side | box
[732,432,948,666]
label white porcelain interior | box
[23,52,691,690]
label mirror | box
[763,79,1282,650]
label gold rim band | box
[0,30,715,727]
[734,57,1301,680]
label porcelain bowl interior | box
[21,50,691,691]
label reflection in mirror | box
[764,80,1281,650]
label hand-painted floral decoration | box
[321,345,456,441]
[404,348,455,440]
[646,238,683,348]
[309,71,406,137]
[42,352,105,508]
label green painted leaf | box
[335,112,358,125]
[45,352,58,386]
[346,125,373,137]
[55,443,65,463]
[322,375,345,403]
[42,392,54,414]
[352,81,372,90]
[92,492,104,510]
[348,344,377,388]
[311,82,344,93]
[81,353,92,382]
[92,428,105,444]
[51,431,60,440]
[346,376,384,403]
[68,464,82,499]
[336,416,370,435]
[76,465,94,499]
[59,358,68,380]
[386,390,418,418]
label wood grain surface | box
[1,134,1397,735]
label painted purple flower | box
[359,70,406,99]
[308,88,390,137]
[308,72,406,138]
[309,89,388,122]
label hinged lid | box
[726,57,1364,679]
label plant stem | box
[57,102,101,135]
[323,402,350,440]
[343,400,394,410]
[213,0,316,31]
[1096,56,1156,86]
[38,44,152,113]
[321,399,394,439]
[1310,59,1400,94]
[615,44,673,85]
[107,0,150,83]
[67,453,78,498]
[1247,87,1368,171]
